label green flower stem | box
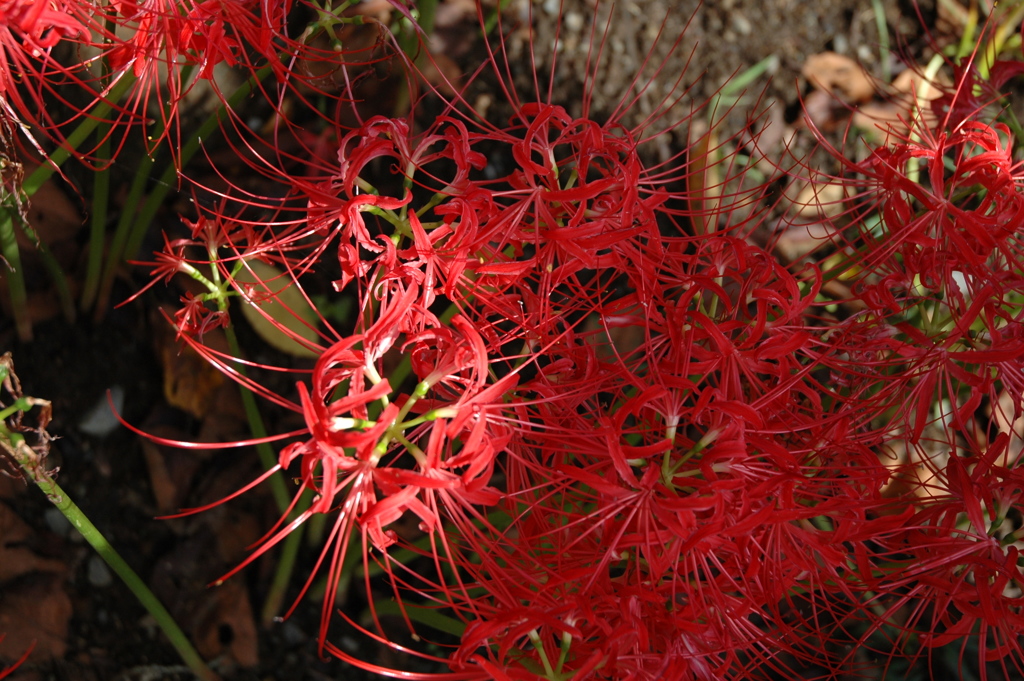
[906,52,945,185]
[93,151,154,319]
[259,494,309,627]
[80,128,112,311]
[0,436,217,680]
[81,17,118,313]
[20,72,138,198]
[482,0,513,36]
[127,63,275,265]
[870,0,891,83]
[93,65,274,318]
[20,227,75,324]
[0,202,30,341]
[364,598,467,638]
[217,304,308,625]
[39,479,218,681]
[0,71,136,341]
[220,321,292,515]
[190,245,303,624]
[393,0,439,116]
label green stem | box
[92,66,273,318]
[93,152,154,320]
[0,72,137,340]
[4,438,217,681]
[482,0,513,36]
[0,202,30,341]
[18,221,75,324]
[260,487,314,627]
[81,127,112,311]
[81,14,118,313]
[870,0,891,83]
[20,72,138,198]
[201,253,302,625]
[221,322,292,515]
[131,64,274,264]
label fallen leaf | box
[852,100,908,147]
[150,516,264,671]
[0,575,72,661]
[11,164,82,252]
[140,436,207,515]
[785,180,848,220]
[191,580,259,669]
[152,306,226,418]
[0,503,65,584]
[435,0,477,28]
[852,67,945,147]
[936,0,970,37]
[775,221,843,263]
[802,51,875,103]
[233,260,320,359]
[801,88,847,132]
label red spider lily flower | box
[103,0,287,161]
[793,64,1024,302]
[123,3,1024,680]
[99,0,407,168]
[862,122,1023,282]
[233,329,519,667]
[0,0,86,48]
[174,290,229,339]
[930,56,1024,134]
[454,245,879,677]
[0,0,99,149]
[850,433,1024,680]
[107,0,299,88]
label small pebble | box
[77,385,125,438]
[564,11,583,32]
[88,554,114,587]
[731,14,752,36]
[280,621,307,646]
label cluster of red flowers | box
[5,1,1024,679]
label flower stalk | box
[0,354,217,681]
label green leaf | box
[234,260,320,358]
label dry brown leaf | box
[936,0,970,36]
[992,389,1024,468]
[435,0,477,28]
[801,88,846,132]
[0,503,65,584]
[852,67,946,146]
[0,492,70,668]
[11,166,81,251]
[152,306,227,419]
[852,100,909,147]
[0,475,24,501]
[0,576,72,661]
[151,511,264,670]
[417,51,461,97]
[158,340,225,418]
[191,580,259,669]
[802,51,875,103]
[775,222,842,263]
[786,181,848,220]
[889,67,944,124]
[140,436,207,515]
